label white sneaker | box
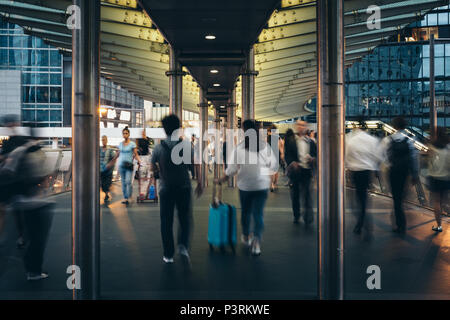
[240,235,252,246]
[251,240,261,256]
[163,256,174,263]
[27,272,49,281]
[432,225,443,232]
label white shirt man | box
[345,129,381,171]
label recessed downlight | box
[210,69,219,74]
[220,105,225,108]
[205,34,216,40]
[213,83,220,87]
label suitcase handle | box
[212,180,222,208]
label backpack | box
[0,141,51,203]
[159,139,190,187]
[387,136,411,171]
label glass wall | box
[0,17,63,127]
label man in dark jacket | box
[284,120,317,225]
[151,115,203,264]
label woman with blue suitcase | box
[215,120,278,256]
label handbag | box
[122,161,133,171]
[286,161,301,179]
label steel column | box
[241,47,258,122]
[198,89,209,187]
[317,0,345,300]
[166,45,184,121]
[430,34,437,139]
[72,0,101,300]
[226,88,237,188]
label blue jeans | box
[239,189,268,240]
[119,166,133,199]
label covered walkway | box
[1,174,449,300]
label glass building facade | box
[0,17,63,127]
[302,5,450,135]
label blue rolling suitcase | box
[208,183,237,253]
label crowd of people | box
[0,112,448,280]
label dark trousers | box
[389,168,409,231]
[159,186,192,258]
[239,189,269,240]
[289,168,313,223]
[100,171,113,193]
[351,170,371,230]
[22,205,54,274]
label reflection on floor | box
[0,173,449,300]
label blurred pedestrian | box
[345,118,381,235]
[284,121,317,225]
[427,127,449,233]
[268,124,283,192]
[100,135,115,202]
[216,120,278,256]
[379,117,419,234]
[0,129,54,281]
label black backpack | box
[387,136,411,171]
[159,139,190,187]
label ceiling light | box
[213,83,220,87]
[210,69,219,74]
[205,34,216,40]
[220,105,225,108]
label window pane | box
[50,87,61,103]
[35,50,49,66]
[50,73,61,85]
[428,14,437,26]
[36,73,49,84]
[36,87,49,103]
[22,109,35,122]
[0,48,8,65]
[439,12,448,25]
[36,110,49,121]
[23,86,35,103]
[436,57,445,76]
[435,44,444,57]
[50,110,62,122]
[49,50,60,67]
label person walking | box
[151,115,203,263]
[379,117,419,234]
[345,119,381,235]
[267,124,283,192]
[215,120,278,256]
[100,135,116,202]
[112,127,141,205]
[427,127,449,233]
[284,120,317,225]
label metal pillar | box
[166,45,184,121]
[198,89,209,187]
[241,47,258,122]
[430,34,437,139]
[227,88,237,187]
[317,0,345,300]
[72,0,100,300]
[214,109,221,180]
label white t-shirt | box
[225,142,278,191]
[345,129,381,171]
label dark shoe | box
[293,218,300,224]
[16,237,26,249]
[432,225,443,232]
[353,226,362,235]
[104,194,110,201]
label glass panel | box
[0,48,8,65]
[439,12,448,25]
[36,87,49,103]
[23,86,35,103]
[0,35,7,47]
[22,72,32,84]
[49,50,60,67]
[422,58,430,78]
[50,110,62,122]
[428,13,438,26]
[36,73,49,85]
[36,109,49,122]
[435,57,445,77]
[50,87,61,103]
[22,109,35,122]
[50,73,61,85]
[35,50,49,66]
[435,44,444,57]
